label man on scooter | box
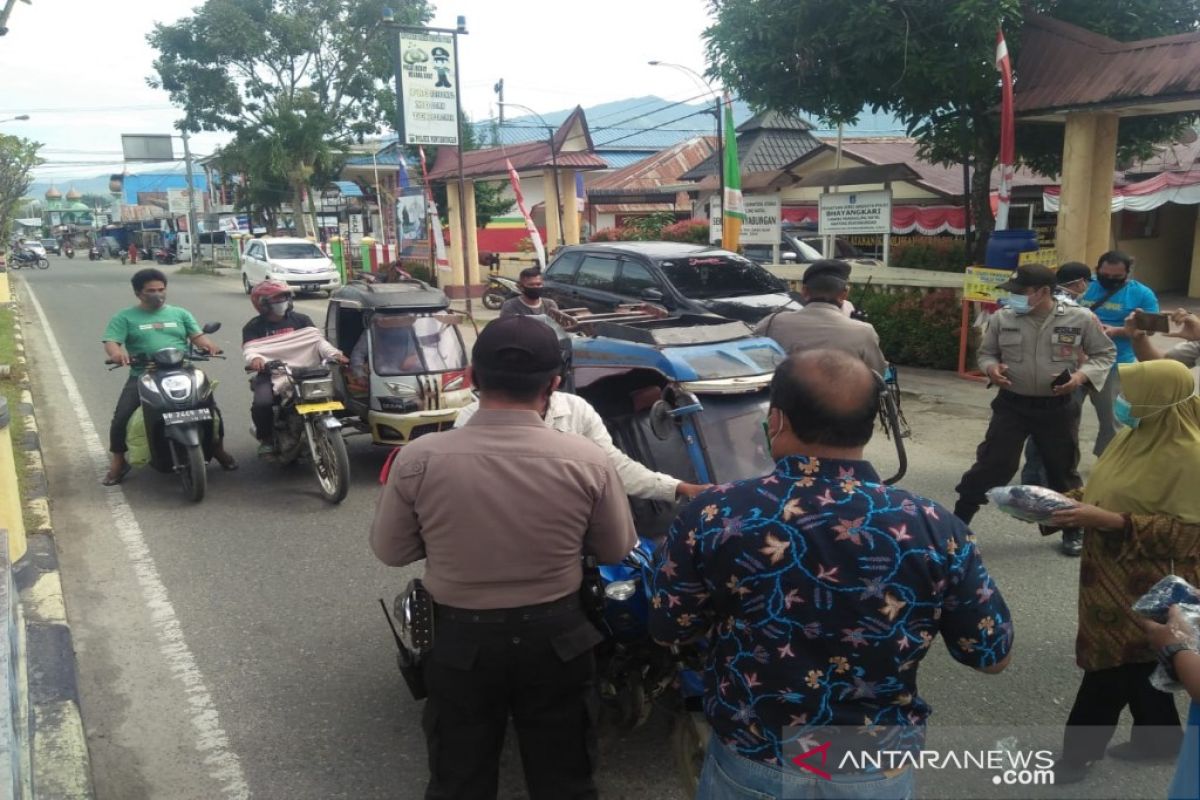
[242,281,347,456]
[101,267,236,484]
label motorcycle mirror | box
[648,399,675,441]
[202,322,221,334]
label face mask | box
[269,301,289,316]
[143,293,166,308]
[1005,293,1031,315]
[1097,275,1127,291]
[522,287,542,300]
[1114,393,1192,429]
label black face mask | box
[522,287,542,300]
[1097,275,1127,291]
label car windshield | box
[40,239,55,247]
[657,255,784,299]
[371,314,467,375]
[267,243,324,260]
[695,394,775,484]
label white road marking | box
[24,282,251,799]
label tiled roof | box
[679,121,823,181]
[1015,15,1200,119]
[590,137,717,191]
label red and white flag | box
[994,28,1016,231]
[418,146,450,272]
[506,158,546,268]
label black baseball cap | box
[802,259,851,285]
[1056,262,1092,285]
[472,315,562,373]
[998,263,1056,292]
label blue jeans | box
[697,735,915,800]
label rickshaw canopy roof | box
[330,279,450,310]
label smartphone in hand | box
[1051,368,1072,389]
[1133,310,1171,333]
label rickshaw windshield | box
[694,394,775,484]
[370,313,468,375]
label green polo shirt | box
[102,305,201,374]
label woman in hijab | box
[1047,359,1200,784]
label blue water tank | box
[984,229,1039,269]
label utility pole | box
[494,79,504,123]
[181,129,200,264]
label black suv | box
[541,242,797,324]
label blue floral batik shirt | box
[648,455,1013,767]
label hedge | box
[859,287,961,370]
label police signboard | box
[819,190,892,235]
[963,266,1015,303]
[398,32,460,146]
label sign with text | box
[398,32,460,146]
[963,266,1015,303]
[1018,247,1058,267]
[167,188,200,215]
[819,190,892,235]
[740,195,782,245]
[348,213,364,245]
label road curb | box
[7,285,95,798]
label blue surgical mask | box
[1005,293,1031,315]
[1114,393,1191,429]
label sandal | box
[215,453,239,471]
[101,463,132,486]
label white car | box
[18,240,46,258]
[241,237,341,295]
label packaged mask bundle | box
[985,485,1076,523]
[1133,576,1200,693]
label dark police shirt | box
[649,455,1012,766]
[241,311,315,344]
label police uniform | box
[954,264,1116,550]
[370,315,637,800]
[752,260,888,374]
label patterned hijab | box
[1084,359,1200,524]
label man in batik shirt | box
[650,350,1014,799]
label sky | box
[0,0,717,182]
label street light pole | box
[0,115,29,124]
[648,61,724,227]
[181,128,201,264]
[498,101,564,247]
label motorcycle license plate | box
[162,408,212,425]
[296,400,344,414]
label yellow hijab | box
[1084,360,1200,523]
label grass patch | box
[0,303,33,529]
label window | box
[370,314,468,376]
[574,255,618,291]
[658,255,785,299]
[246,243,263,259]
[616,260,659,295]
[266,243,325,260]
[545,252,582,285]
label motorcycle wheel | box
[310,423,349,504]
[36,258,49,270]
[65,251,74,259]
[670,711,708,796]
[481,289,505,311]
[120,255,128,265]
[178,442,207,502]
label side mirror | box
[641,287,665,303]
[649,399,675,441]
[202,322,222,334]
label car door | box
[570,254,623,313]
[615,258,672,309]
[542,251,582,308]
[244,242,265,283]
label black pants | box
[109,375,225,454]
[954,390,1082,523]
[250,373,275,441]
[1062,661,1183,764]
[421,598,602,800]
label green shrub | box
[889,237,966,272]
[660,219,710,244]
[860,287,961,370]
[589,226,639,242]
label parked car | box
[743,231,884,269]
[540,242,798,324]
[40,238,61,256]
[241,237,341,295]
[19,239,46,258]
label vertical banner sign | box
[721,94,744,251]
[994,28,1015,231]
[398,32,460,146]
[506,159,547,268]
[418,146,451,273]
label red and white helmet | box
[251,280,293,313]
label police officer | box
[370,314,637,800]
[752,259,887,374]
[954,263,1116,555]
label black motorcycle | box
[154,247,179,265]
[481,274,518,310]
[63,243,75,259]
[107,324,224,502]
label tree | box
[148,0,432,236]
[704,0,1199,261]
[0,136,42,244]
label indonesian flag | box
[419,147,451,272]
[720,93,744,251]
[995,28,1016,231]
[506,158,547,268]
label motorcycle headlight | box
[384,381,419,399]
[604,580,637,602]
[161,374,192,400]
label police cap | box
[998,263,1056,292]
[802,259,852,285]
[472,315,562,374]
